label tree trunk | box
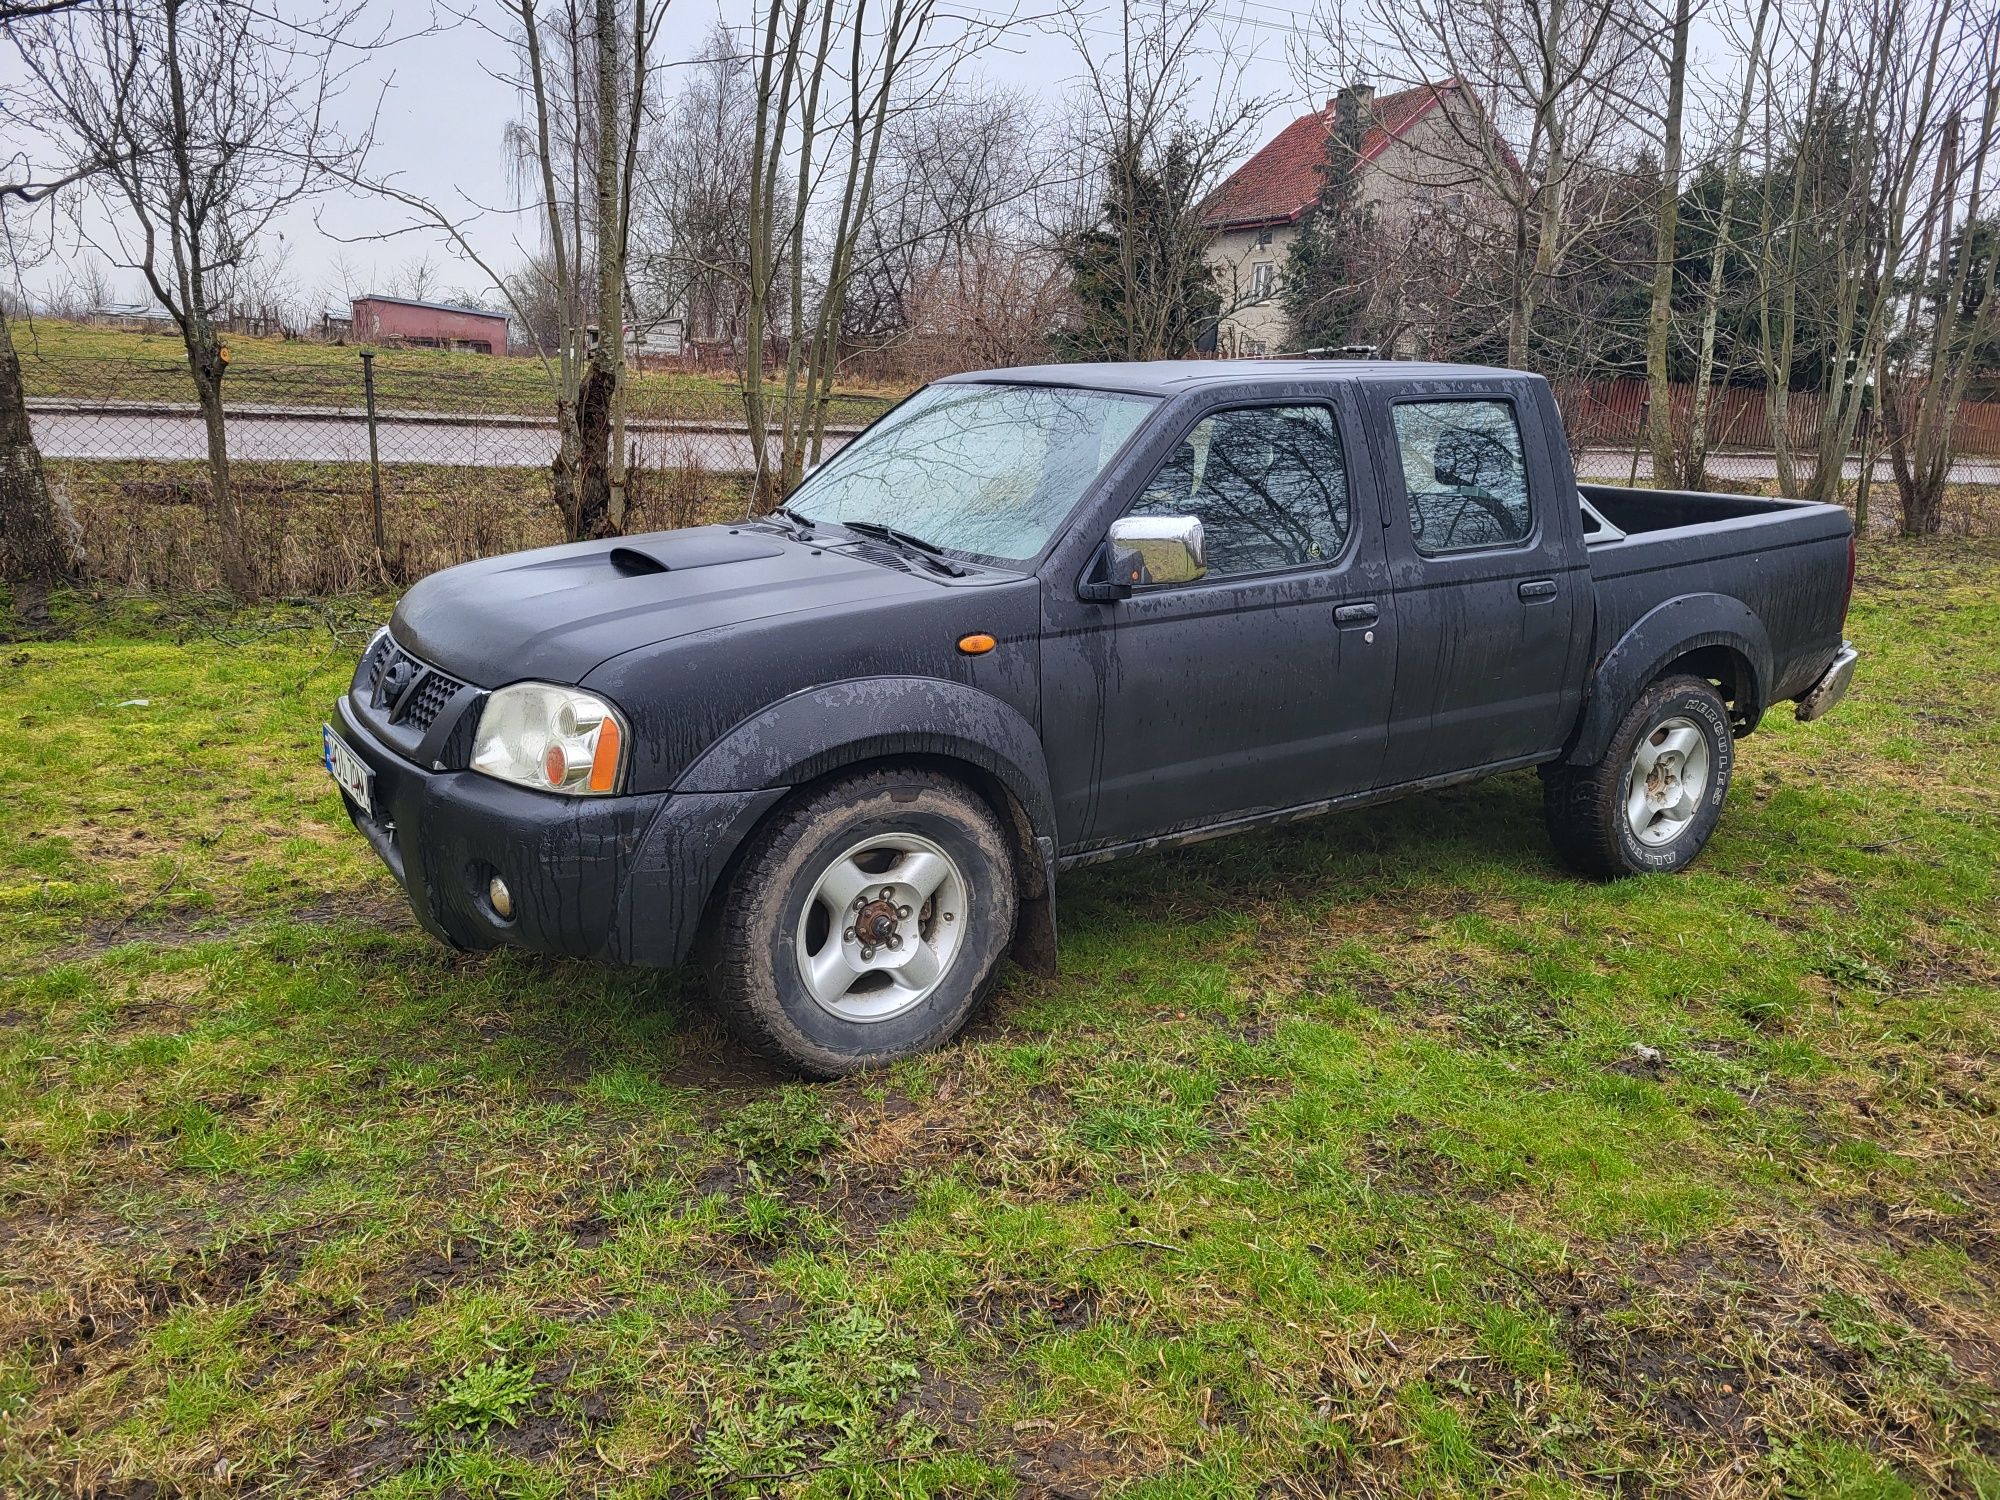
[1686,0,1773,488]
[1645,0,1691,487]
[185,335,252,598]
[572,358,618,539]
[572,0,626,542]
[0,307,78,615]
[1506,202,1533,369]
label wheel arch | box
[1566,594,1771,767]
[676,678,1060,975]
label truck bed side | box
[1572,481,1853,757]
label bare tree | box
[0,0,104,614]
[734,0,1046,504]
[508,0,665,538]
[1679,0,1776,485]
[1642,0,1694,483]
[1748,0,1841,493]
[1305,0,1654,372]
[1060,0,1270,362]
[631,24,757,350]
[1879,45,2000,534]
[1806,0,1990,507]
[14,0,380,597]
[0,292,78,611]
[839,84,1046,354]
[1,165,102,615]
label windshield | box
[786,381,1157,562]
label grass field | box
[10,318,901,422]
[1,538,1996,1498]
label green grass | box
[11,317,902,422]
[2,541,1997,1497]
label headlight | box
[470,682,627,795]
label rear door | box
[1364,380,1584,780]
[1041,392,1398,849]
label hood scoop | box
[608,531,785,576]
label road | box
[1574,447,2000,485]
[27,399,2000,486]
[27,398,861,473]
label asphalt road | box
[1575,447,2000,485]
[27,399,860,472]
[26,399,2000,486]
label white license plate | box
[323,725,374,816]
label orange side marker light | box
[957,633,997,656]
[588,715,623,791]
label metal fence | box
[1556,375,2000,490]
[16,341,1997,594]
[20,344,895,593]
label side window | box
[1127,404,1350,577]
[1392,399,1532,553]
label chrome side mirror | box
[1106,515,1206,589]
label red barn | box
[350,295,509,354]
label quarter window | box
[1392,399,1532,553]
[1127,404,1351,577]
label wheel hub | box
[796,834,968,1021]
[851,893,907,957]
[1625,715,1711,848]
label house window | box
[1444,192,1467,216]
[1256,226,1273,248]
[1248,339,1268,358]
[1251,261,1274,298]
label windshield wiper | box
[838,520,968,577]
[764,505,815,538]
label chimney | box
[1333,82,1375,119]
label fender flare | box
[674,676,1062,974]
[1567,594,1772,767]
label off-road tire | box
[1541,673,1734,878]
[705,768,1018,1077]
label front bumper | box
[1794,641,1859,722]
[328,696,783,967]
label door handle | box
[1518,579,1558,600]
[1334,602,1379,626]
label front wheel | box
[1542,673,1735,878]
[704,768,1018,1077]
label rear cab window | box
[1391,399,1532,554]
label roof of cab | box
[938,359,1526,397]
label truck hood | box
[390,525,949,687]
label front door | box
[1043,397,1398,851]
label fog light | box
[487,875,513,921]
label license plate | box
[323,725,373,816]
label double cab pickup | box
[325,360,1859,1074]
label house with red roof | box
[1204,81,1499,357]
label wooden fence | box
[1554,376,2000,458]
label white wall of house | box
[1210,223,1296,355]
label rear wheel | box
[705,768,1018,1076]
[1542,674,1734,878]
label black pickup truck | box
[324,360,1858,1074]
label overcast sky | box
[3,0,1732,314]
[1,0,1317,311]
